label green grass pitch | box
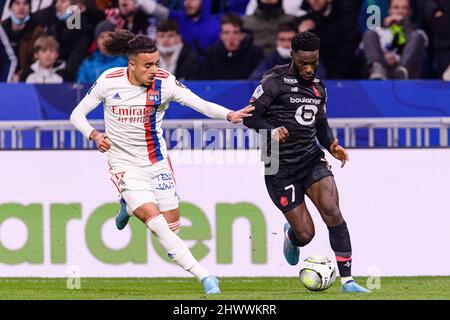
[0,277,448,300]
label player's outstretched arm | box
[226,105,255,123]
[330,139,349,168]
[170,76,254,123]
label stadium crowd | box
[0,0,449,83]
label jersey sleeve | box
[70,74,105,139]
[314,83,335,152]
[243,76,278,132]
[167,74,230,120]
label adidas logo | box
[113,93,121,100]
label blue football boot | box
[283,222,300,265]
[342,280,372,293]
[115,198,130,230]
[201,275,221,294]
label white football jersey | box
[71,67,230,168]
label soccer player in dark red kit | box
[243,31,370,293]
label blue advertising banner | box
[0,81,448,148]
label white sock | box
[341,276,353,285]
[146,214,209,280]
[126,204,133,217]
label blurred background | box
[0,0,449,83]
[0,0,449,279]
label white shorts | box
[110,158,179,214]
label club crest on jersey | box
[147,90,160,103]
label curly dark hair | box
[291,31,320,52]
[103,29,157,57]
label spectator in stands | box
[117,0,150,35]
[243,0,295,57]
[211,0,250,15]
[136,0,222,57]
[78,0,105,26]
[2,0,46,81]
[362,0,427,79]
[35,1,104,30]
[249,21,296,79]
[35,0,98,81]
[95,0,114,11]
[76,20,127,84]
[0,24,17,82]
[296,0,361,79]
[174,0,221,57]
[245,0,306,17]
[19,35,65,83]
[158,0,184,11]
[422,0,450,80]
[105,7,125,29]
[1,0,53,21]
[156,19,200,80]
[201,13,264,79]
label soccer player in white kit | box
[70,29,254,294]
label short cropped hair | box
[157,19,180,34]
[277,22,297,35]
[220,13,243,31]
[291,31,320,52]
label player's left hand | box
[330,139,349,168]
[227,105,255,124]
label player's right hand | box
[90,130,111,153]
[227,105,255,123]
[271,126,289,143]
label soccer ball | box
[299,255,336,291]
